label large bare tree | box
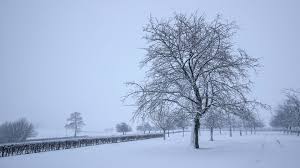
[125,12,261,148]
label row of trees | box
[124,12,266,148]
[136,114,190,139]
[64,112,134,136]
[134,107,264,141]
[270,90,300,135]
[0,110,263,144]
[64,112,189,139]
[202,110,264,141]
[0,112,150,144]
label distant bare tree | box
[146,101,175,140]
[174,110,190,137]
[0,118,37,143]
[136,125,146,134]
[243,112,264,134]
[203,109,225,141]
[227,113,238,137]
[234,117,244,136]
[271,90,300,135]
[136,122,153,134]
[252,118,264,134]
[65,112,85,137]
[125,12,262,148]
[116,122,132,135]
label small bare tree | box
[244,112,264,134]
[174,110,190,137]
[203,109,225,141]
[271,89,300,135]
[227,113,237,137]
[146,101,176,140]
[65,112,85,137]
[116,122,132,135]
[0,118,37,143]
[136,122,153,134]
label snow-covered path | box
[1,131,299,168]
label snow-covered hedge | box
[0,133,163,157]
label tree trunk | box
[167,130,170,137]
[163,130,166,140]
[219,128,222,135]
[182,128,185,137]
[193,116,200,149]
[229,125,232,137]
[74,117,78,137]
[240,129,242,136]
[199,123,201,136]
[210,127,214,141]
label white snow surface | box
[1,131,299,168]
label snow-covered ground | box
[1,131,299,168]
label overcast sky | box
[0,0,299,135]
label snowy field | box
[1,131,299,168]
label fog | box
[0,0,299,135]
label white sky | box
[0,0,299,133]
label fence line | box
[0,133,163,158]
